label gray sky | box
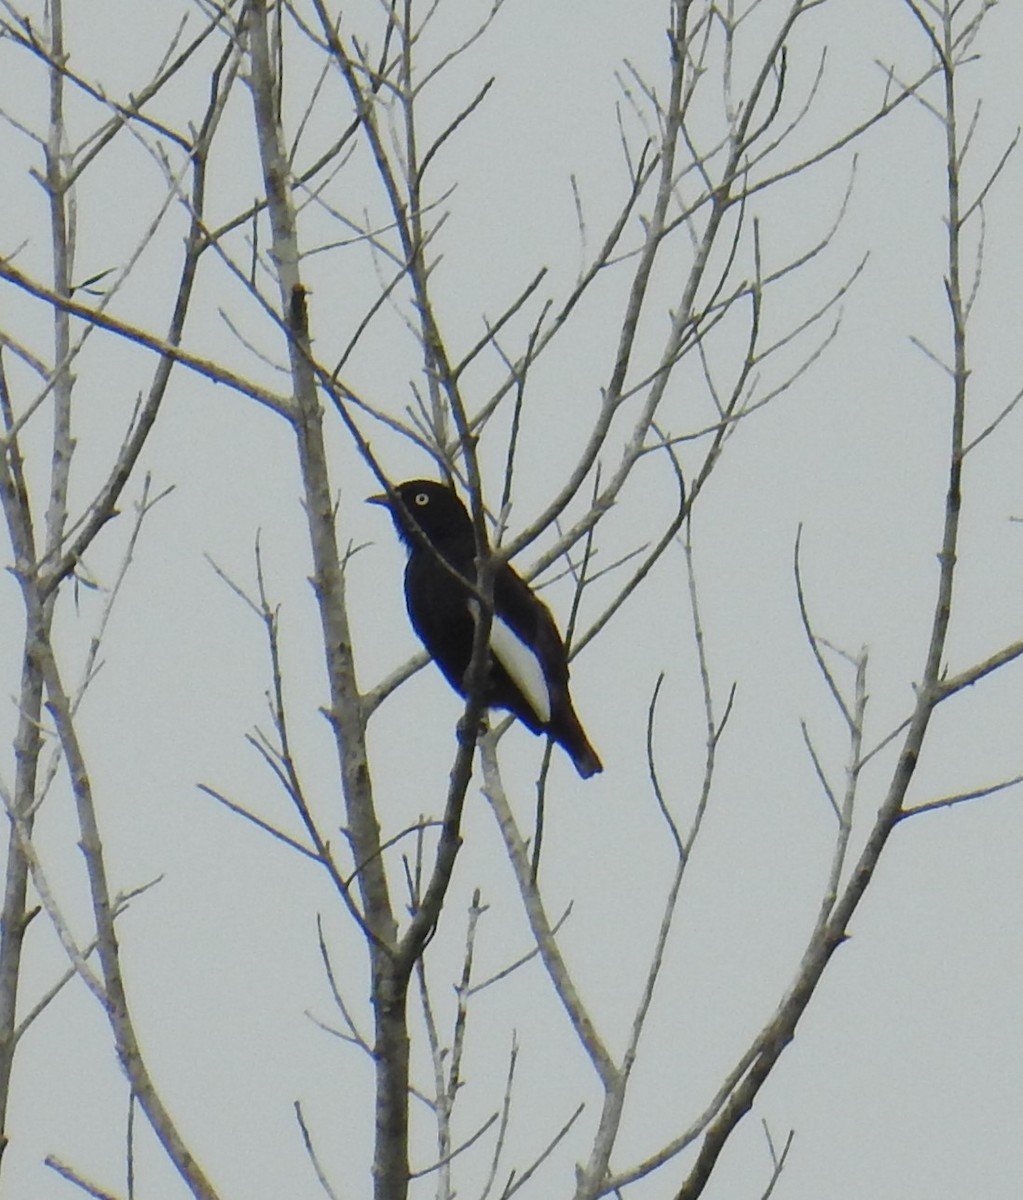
[0,1,1021,1197]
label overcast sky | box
[0,1,1022,1198]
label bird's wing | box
[467,591,553,725]
[485,610,552,725]
[491,564,572,725]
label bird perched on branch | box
[368,479,603,779]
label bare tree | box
[0,0,1019,1197]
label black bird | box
[369,479,603,778]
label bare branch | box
[900,772,1023,820]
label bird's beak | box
[366,492,391,508]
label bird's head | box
[367,479,474,552]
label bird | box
[368,479,603,778]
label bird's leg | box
[456,712,489,746]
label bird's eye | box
[414,492,429,507]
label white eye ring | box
[414,492,429,506]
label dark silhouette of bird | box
[368,479,603,778]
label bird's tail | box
[553,703,603,779]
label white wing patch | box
[469,601,551,724]
[490,615,551,724]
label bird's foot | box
[456,714,489,746]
